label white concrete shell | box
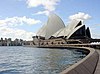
[52,19,83,39]
[36,23,47,37]
[67,25,84,39]
[36,13,65,39]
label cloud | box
[0,27,35,40]
[69,12,91,21]
[0,16,41,27]
[92,33,100,38]
[34,10,50,16]
[26,0,60,15]
[95,24,100,26]
[0,16,40,40]
[27,0,60,11]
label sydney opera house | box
[32,13,92,46]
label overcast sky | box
[0,0,100,40]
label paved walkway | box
[94,50,100,74]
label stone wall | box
[60,47,99,74]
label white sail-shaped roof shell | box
[67,25,84,39]
[36,13,65,39]
[36,23,47,37]
[52,20,83,38]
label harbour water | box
[0,46,86,74]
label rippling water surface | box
[0,46,86,74]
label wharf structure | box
[32,13,100,47]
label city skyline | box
[0,0,100,40]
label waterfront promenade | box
[94,50,100,74]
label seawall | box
[39,45,99,74]
[60,47,99,74]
